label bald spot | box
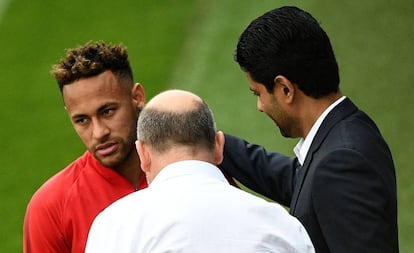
[146,90,202,112]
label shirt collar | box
[150,160,228,187]
[294,96,346,165]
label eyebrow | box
[70,102,118,119]
[98,102,117,112]
[95,102,120,116]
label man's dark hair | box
[51,41,134,92]
[235,6,340,98]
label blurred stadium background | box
[0,0,413,252]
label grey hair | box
[137,100,216,153]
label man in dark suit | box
[219,6,398,253]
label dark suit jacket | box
[220,98,398,253]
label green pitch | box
[0,0,412,252]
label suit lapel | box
[290,98,358,213]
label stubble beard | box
[96,141,135,169]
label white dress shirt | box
[85,160,315,253]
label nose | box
[92,119,110,140]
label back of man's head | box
[136,90,224,184]
[137,89,217,155]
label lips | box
[95,142,119,156]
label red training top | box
[23,151,147,253]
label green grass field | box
[1,0,413,252]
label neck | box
[116,151,143,189]
[300,92,343,138]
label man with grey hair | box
[85,89,315,253]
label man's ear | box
[132,83,146,108]
[136,140,150,173]
[213,131,225,165]
[274,75,295,103]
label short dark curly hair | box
[51,41,134,92]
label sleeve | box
[219,134,297,206]
[313,148,396,253]
[23,191,69,253]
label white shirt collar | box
[150,160,228,186]
[294,96,346,165]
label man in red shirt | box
[23,41,148,253]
